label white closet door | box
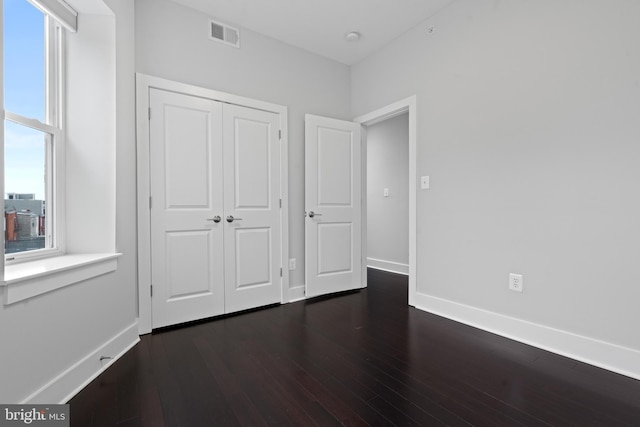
[305,114,362,298]
[150,88,225,328]
[223,103,282,312]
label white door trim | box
[354,95,417,306]
[135,74,290,334]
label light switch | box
[383,188,389,197]
[421,176,430,189]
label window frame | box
[1,1,121,306]
[4,10,65,263]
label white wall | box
[66,15,115,252]
[366,113,409,273]
[109,0,138,326]
[352,0,640,375]
[0,0,138,403]
[135,0,352,290]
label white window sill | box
[1,253,121,305]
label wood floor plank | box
[192,337,267,427]
[253,344,371,426]
[69,269,640,426]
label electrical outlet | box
[289,258,296,270]
[509,273,523,292]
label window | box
[3,0,63,260]
[1,1,121,304]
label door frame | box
[354,95,417,306]
[135,74,289,334]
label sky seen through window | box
[4,0,46,200]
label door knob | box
[207,215,221,223]
[226,215,243,223]
[308,211,322,218]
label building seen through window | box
[5,192,46,253]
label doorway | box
[136,74,290,334]
[355,96,417,305]
[148,89,282,329]
[303,98,417,302]
[364,112,410,276]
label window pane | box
[4,120,48,254]
[4,0,46,122]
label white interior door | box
[305,114,362,298]
[223,104,282,312]
[150,88,225,328]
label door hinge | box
[280,268,283,277]
[148,107,151,120]
[150,285,153,297]
[149,196,152,209]
[279,198,282,208]
[278,129,282,140]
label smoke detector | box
[345,31,361,42]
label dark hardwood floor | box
[69,269,640,426]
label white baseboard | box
[367,258,409,275]
[288,285,306,302]
[414,292,640,381]
[22,321,140,404]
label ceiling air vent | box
[209,19,240,48]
